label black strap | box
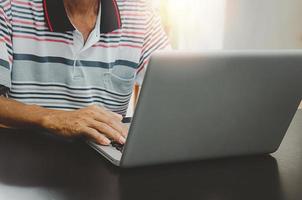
[0,85,9,97]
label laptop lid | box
[120,50,302,167]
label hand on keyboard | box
[111,141,124,152]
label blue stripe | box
[11,7,44,16]
[122,26,145,31]
[97,39,142,45]
[0,21,10,35]
[12,4,44,13]
[13,30,73,41]
[42,105,128,114]
[13,54,139,69]
[9,91,130,104]
[0,59,10,69]
[43,105,81,110]
[9,95,130,107]
[11,82,132,97]
[12,13,45,22]
[142,39,168,62]
[13,24,51,32]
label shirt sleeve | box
[135,2,170,86]
[0,0,13,94]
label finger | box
[110,112,123,121]
[92,113,126,136]
[90,105,122,121]
[120,123,129,137]
[90,121,126,144]
[105,117,129,137]
[99,106,123,121]
[104,110,123,121]
[82,127,111,145]
[88,106,127,137]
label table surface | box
[0,111,302,200]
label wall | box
[223,0,302,49]
[223,0,302,108]
[159,0,227,50]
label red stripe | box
[8,56,13,64]
[0,8,11,26]
[13,34,72,44]
[13,0,43,9]
[137,60,149,74]
[92,43,141,49]
[43,0,53,32]
[3,1,11,10]
[108,31,145,36]
[142,39,169,58]
[12,19,45,28]
[120,12,146,17]
[136,40,170,74]
[0,35,12,45]
[142,31,168,52]
[138,40,169,74]
[112,0,121,28]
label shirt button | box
[103,73,111,87]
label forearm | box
[0,97,128,144]
[0,97,55,129]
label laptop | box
[88,50,302,168]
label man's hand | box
[0,97,126,145]
[41,105,128,145]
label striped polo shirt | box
[0,0,169,115]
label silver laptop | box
[88,50,302,168]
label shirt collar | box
[43,0,122,34]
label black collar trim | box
[43,0,122,34]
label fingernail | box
[119,136,126,144]
[104,138,111,145]
[123,130,128,137]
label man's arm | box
[0,1,128,145]
[0,97,128,145]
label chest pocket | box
[108,64,137,95]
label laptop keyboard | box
[109,117,130,152]
[111,141,124,152]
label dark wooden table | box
[0,110,301,200]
